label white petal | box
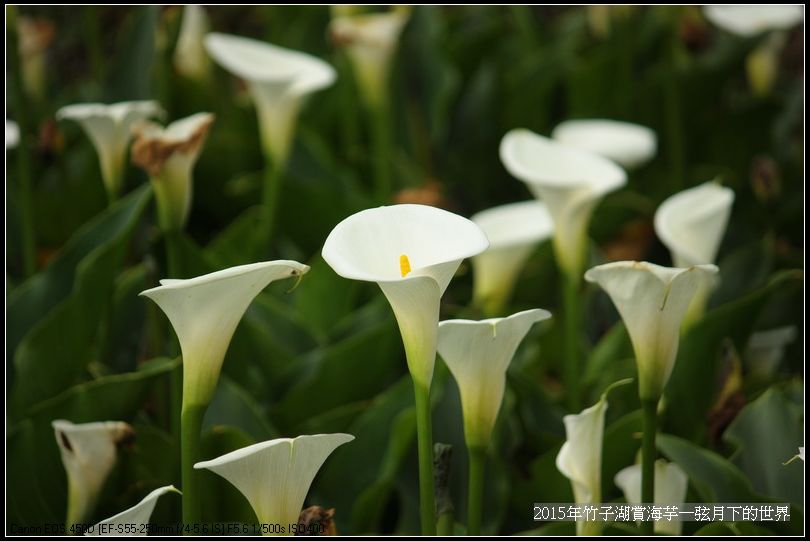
[56,101,164,195]
[654,181,735,268]
[87,486,180,536]
[140,261,309,405]
[438,309,551,445]
[6,119,20,148]
[174,5,210,79]
[322,204,489,286]
[556,398,607,506]
[703,5,803,37]
[500,129,626,276]
[471,201,553,313]
[614,460,689,535]
[53,420,134,525]
[585,261,718,399]
[551,119,657,170]
[194,434,353,527]
[330,10,410,107]
[800,447,805,461]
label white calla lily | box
[500,129,627,278]
[174,6,210,80]
[6,119,20,149]
[614,460,689,535]
[555,394,609,535]
[87,486,180,536]
[551,119,657,170]
[194,434,354,529]
[438,309,551,447]
[655,181,733,324]
[470,201,553,315]
[585,261,718,400]
[56,101,164,199]
[53,420,135,526]
[329,9,410,109]
[703,5,803,37]
[322,204,489,387]
[745,326,797,377]
[140,260,309,406]
[204,32,336,166]
[131,112,215,231]
[655,181,734,269]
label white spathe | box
[654,181,734,268]
[585,261,718,400]
[555,395,608,535]
[87,486,180,536]
[194,434,353,529]
[322,204,489,387]
[703,5,803,37]
[500,129,627,278]
[174,6,210,80]
[53,420,134,526]
[471,201,553,315]
[551,119,657,170]
[614,460,689,535]
[437,309,551,447]
[131,112,215,231]
[204,32,336,165]
[140,261,309,406]
[6,119,20,149]
[329,9,410,109]
[56,101,164,197]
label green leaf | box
[198,426,258,525]
[204,376,279,441]
[656,433,757,502]
[722,387,804,506]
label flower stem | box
[563,272,581,411]
[436,512,454,536]
[181,402,206,531]
[164,231,183,459]
[467,446,486,536]
[369,97,393,203]
[641,398,657,535]
[413,379,437,535]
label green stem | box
[467,446,486,536]
[8,11,36,278]
[260,162,282,256]
[641,398,657,535]
[436,512,453,536]
[369,97,393,203]
[413,380,437,535]
[181,403,206,531]
[164,231,183,457]
[563,272,581,411]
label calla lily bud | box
[173,6,210,80]
[585,261,718,400]
[195,434,354,530]
[53,420,135,526]
[131,112,215,231]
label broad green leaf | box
[198,426,258,526]
[204,376,279,441]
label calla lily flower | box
[438,309,551,448]
[500,129,627,278]
[173,5,210,80]
[654,181,733,324]
[470,201,553,316]
[329,8,410,109]
[551,119,657,170]
[584,261,718,400]
[322,204,489,388]
[555,394,609,535]
[17,16,54,101]
[745,326,797,377]
[194,434,354,530]
[204,32,336,166]
[6,119,20,149]
[655,181,734,269]
[131,112,215,231]
[703,5,803,37]
[140,260,309,407]
[614,460,689,535]
[52,420,135,526]
[87,486,180,536]
[56,101,164,199]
